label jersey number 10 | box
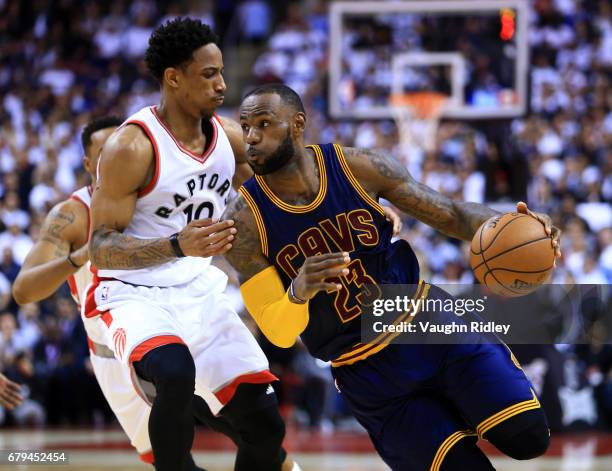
[183,201,214,223]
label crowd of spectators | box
[0,0,610,432]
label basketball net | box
[389,92,448,154]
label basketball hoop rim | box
[389,92,449,120]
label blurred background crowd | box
[0,0,610,435]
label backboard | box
[329,0,529,120]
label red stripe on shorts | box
[139,450,154,464]
[129,335,186,364]
[214,370,278,406]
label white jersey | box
[97,106,235,287]
[69,188,153,458]
[68,186,93,306]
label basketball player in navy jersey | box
[225,84,562,471]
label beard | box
[248,131,295,175]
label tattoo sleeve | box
[40,206,75,257]
[345,147,498,241]
[89,226,176,269]
[223,194,270,282]
[452,202,499,241]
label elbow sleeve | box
[240,266,309,348]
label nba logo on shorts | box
[101,286,109,302]
[113,328,127,360]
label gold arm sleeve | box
[240,266,309,348]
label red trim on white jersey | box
[67,186,92,305]
[128,335,186,364]
[214,113,224,129]
[214,370,278,406]
[84,266,103,318]
[124,120,161,198]
[101,311,113,328]
[68,194,91,238]
[139,450,154,464]
[151,106,218,164]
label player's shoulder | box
[99,123,154,174]
[53,196,88,217]
[43,197,88,236]
[105,123,153,156]
[215,115,246,162]
[224,190,255,225]
[334,146,374,179]
[215,115,241,135]
[341,146,408,181]
[339,146,376,165]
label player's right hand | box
[177,218,236,258]
[0,373,23,410]
[292,252,351,301]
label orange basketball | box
[470,212,555,297]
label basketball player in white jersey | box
[13,116,255,471]
[88,19,298,471]
[12,117,170,466]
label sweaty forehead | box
[239,93,284,119]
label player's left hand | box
[383,206,403,237]
[517,202,561,259]
[70,244,90,267]
[0,373,23,410]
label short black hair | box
[243,83,305,114]
[145,17,219,83]
[81,116,123,153]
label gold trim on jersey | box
[501,340,523,370]
[476,388,541,438]
[331,281,430,367]
[238,187,269,258]
[254,145,327,213]
[430,430,477,471]
[333,144,386,216]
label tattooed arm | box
[342,147,498,241]
[12,199,89,304]
[88,124,176,269]
[222,193,270,282]
[223,193,316,349]
[89,125,235,270]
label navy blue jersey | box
[240,143,420,361]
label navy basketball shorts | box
[331,285,542,471]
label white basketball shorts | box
[84,265,276,415]
[82,300,153,463]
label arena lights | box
[500,8,516,40]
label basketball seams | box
[471,235,553,272]
[487,266,554,274]
[471,213,555,297]
[483,271,524,296]
[484,265,553,297]
[470,214,528,256]
[477,219,515,293]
